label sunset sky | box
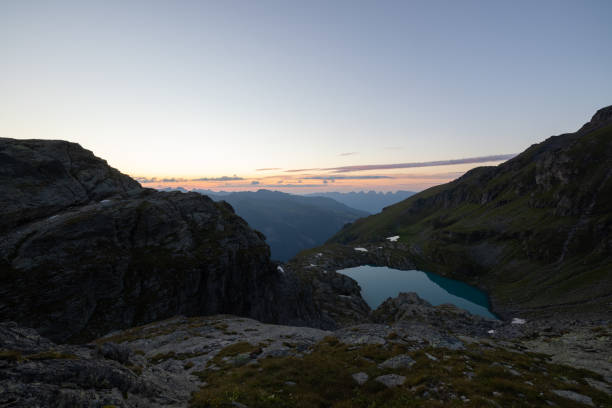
[2,1,611,192]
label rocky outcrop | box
[0,322,186,407]
[0,138,308,342]
[0,316,331,408]
[0,138,141,234]
[371,292,500,337]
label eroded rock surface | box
[0,138,141,234]
[0,316,330,407]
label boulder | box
[374,374,406,388]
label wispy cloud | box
[135,176,190,183]
[134,176,158,183]
[328,154,516,173]
[284,154,515,174]
[255,167,282,171]
[245,183,323,188]
[339,152,358,156]
[303,175,392,180]
[191,176,244,181]
[284,168,321,173]
[251,180,260,185]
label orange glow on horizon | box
[132,160,508,193]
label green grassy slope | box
[330,107,612,317]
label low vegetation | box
[190,337,611,408]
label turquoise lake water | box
[337,265,497,319]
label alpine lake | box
[337,265,498,319]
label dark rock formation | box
[0,138,305,342]
[0,138,141,234]
[0,321,198,407]
[371,292,500,337]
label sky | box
[1,0,611,192]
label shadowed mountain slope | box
[331,106,612,319]
[204,189,368,261]
[306,190,416,214]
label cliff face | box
[331,106,612,319]
[0,138,303,342]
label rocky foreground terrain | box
[1,293,610,407]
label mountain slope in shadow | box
[203,189,368,261]
[331,106,612,319]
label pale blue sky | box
[1,0,611,191]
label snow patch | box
[511,318,526,325]
[316,253,323,257]
[277,266,285,274]
[386,235,400,242]
[487,329,496,334]
[354,247,368,252]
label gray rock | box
[352,372,369,385]
[507,368,521,376]
[335,324,388,345]
[371,292,500,337]
[374,374,406,388]
[551,390,594,406]
[0,322,190,407]
[585,377,612,396]
[0,138,141,235]
[378,354,415,370]
[97,342,132,364]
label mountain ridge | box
[330,105,612,319]
[305,190,416,214]
[202,189,368,261]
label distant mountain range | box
[195,189,369,261]
[182,189,416,214]
[156,188,413,259]
[305,190,416,214]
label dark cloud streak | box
[191,176,244,181]
[303,175,392,180]
[324,154,516,173]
